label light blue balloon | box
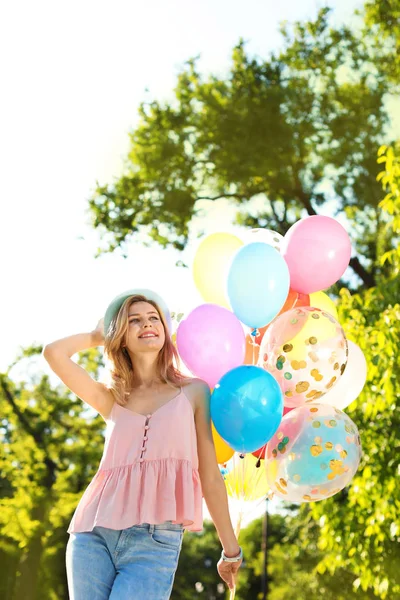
[286,416,361,486]
[227,242,290,328]
[211,365,283,454]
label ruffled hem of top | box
[67,457,203,534]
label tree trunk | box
[13,498,49,600]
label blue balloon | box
[286,416,361,486]
[227,242,290,328]
[211,365,283,454]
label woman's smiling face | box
[125,301,165,353]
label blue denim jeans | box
[66,521,184,599]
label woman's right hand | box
[92,317,105,346]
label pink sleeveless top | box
[67,387,203,534]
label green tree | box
[362,0,400,85]
[88,7,395,290]
[0,346,107,600]
[294,143,400,598]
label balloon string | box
[247,458,266,502]
[251,328,259,366]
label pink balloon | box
[176,304,246,387]
[282,216,351,294]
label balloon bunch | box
[175,216,364,517]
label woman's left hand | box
[217,556,242,591]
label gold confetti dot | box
[326,376,337,389]
[291,360,307,370]
[308,351,319,362]
[306,389,319,398]
[283,343,293,352]
[285,390,293,398]
[328,351,337,364]
[303,495,311,501]
[296,381,310,393]
[289,453,296,461]
[277,432,283,440]
[309,336,318,345]
[340,450,348,459]
[325,442,333,450]
[310,444,323,456]
[334,362,339,370]
[275,482,287,495]
[312,313,320,319]
[310,407,319,413]
[279,478,287,487]
[293,474,301,482]
[277,355,286,363]
[310,369,323,381]
[314,436,322,443]
[340,363,346,375]
[312,421,321,428]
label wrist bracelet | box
[221,546,243,562]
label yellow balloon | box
[224,453,270,502]
[212,423,235,464]
[309,291,338,321]
[193,233,243,308]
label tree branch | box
[349,256,376,288]
[196,193,247,202]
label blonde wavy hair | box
[104,294,189,406]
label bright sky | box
[0,0,364,373]
[1,0,367,525]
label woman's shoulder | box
[181,377,210,392]
[181,378,210,411]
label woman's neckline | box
[115,387,184,418]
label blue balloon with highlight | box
[211,365,284,454]
[226,242,290,328]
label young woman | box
[43,289,242,599]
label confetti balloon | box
[245,228,284,252]
[266,404,362,502]
[259,307,348,408]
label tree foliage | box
[1,2,399,598]
[362,0,400,85]
[293,143,400,599]
[88,6,396,290]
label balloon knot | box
[250,328,259,337]
[239,453,245,459]
[256,458,261,468]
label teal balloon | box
[286,415,361,486]
[211,365,283,454]
[227,242,290,328]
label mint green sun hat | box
[103,288,172,336]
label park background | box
[0,0,399,598]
